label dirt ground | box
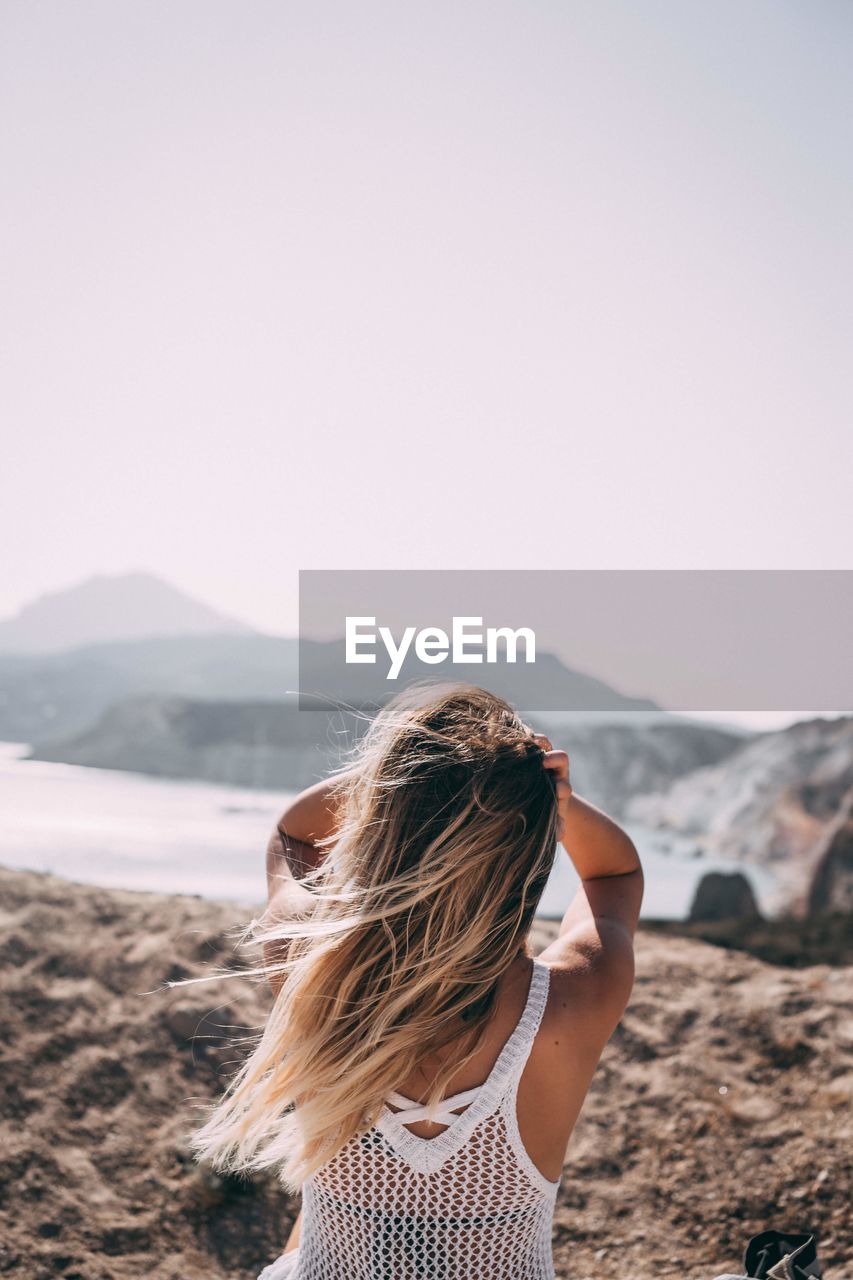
[0,866,850,1279]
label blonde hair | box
[189,684,558,1191]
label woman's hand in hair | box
[532,735,573,840]
[535,735,643,1036]
[533,733,640,885]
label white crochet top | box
[262,958,559,1280]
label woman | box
[191,684,643,1279]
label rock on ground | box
[688,871,761,923]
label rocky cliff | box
[29,696,742,813]
[808,791,853,914]
[629,717,853,912]
[28,695,356,791]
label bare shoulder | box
[536,917,636,1055]
[536,864,642,1035]
[516,926,637,1148]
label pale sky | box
[2,0,852,635]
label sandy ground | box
[0,866,850,1280]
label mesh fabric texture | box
[261,958,559,1280]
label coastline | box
[0,742,779,920]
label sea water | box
[0,742,776,918]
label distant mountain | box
[0,572,254,654]
[0,634,656,745]
[298,638,658,714]
[0,633,298,742]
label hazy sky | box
[2,0,851,634]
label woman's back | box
[268,958,558,1280]
[189,688,643,1280]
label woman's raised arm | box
[266,773,355,905]
[535,741,643,1027]
[261,773,354,994]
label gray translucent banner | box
[298,570,853,713]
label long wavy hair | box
[189,683,559,1191]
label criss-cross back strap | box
[385,1086,482,1127]
[381,960,551,1142]
[375,959,551,1174]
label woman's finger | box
[542,749,569,778]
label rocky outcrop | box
[536,715,742,818]
[28,695,352,792]
[688,871,761,923]
[808,791,853,914]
